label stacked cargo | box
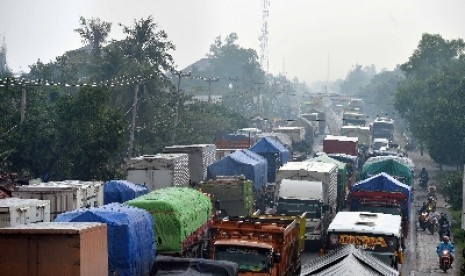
[163,144,216,186]
[103,180,149,204]
[0,198,51,227]
[310,154,348,210]
[277,161,338,211]
[200,176,253,217]
[125,187,212,255]
[323,135,359,156]
[362,158,414,186]
[272,126,306,143]
[0,222,108,276]
[207,149,268,191]
[12,180,104,219]
[250,137,290,182]
[55,203,155,276]
[126,154,190,191]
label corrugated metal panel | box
[126,154,190,191]
[0,198,51,227]
[163,144,216,186]
[301,244,399,276]
[12,181,104,220]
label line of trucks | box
[1,110,414,275]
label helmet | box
[443,236,450,243]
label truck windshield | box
[215,245,271,272]
[277,199,321,218]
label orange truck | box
[209,216,302,276]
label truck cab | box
[276,179,325,250]
[372,138,389,151]
[210,217,301,275]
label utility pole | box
[127,84,139,159]
[20,87,26,122]
[205,77,219,103]
[171,70,191,144]
[253,81,265,115]
[229,76,240,112]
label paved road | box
[404,150,459,276]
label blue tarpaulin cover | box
[55,203,155,276]
[104,180,149,204]
[207,149,267,190]
[350,172,412,220]
[250,137,290,182]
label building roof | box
[301,244,399,276]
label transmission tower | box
[259,0,270,73]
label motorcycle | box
[439,222,451,241]
[440,250,452,272]
[419,212,429,231]
[428,215,439,235]
[420,175,428,189]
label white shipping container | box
[0,198,51,227]
[272,127,306,143]
[12,181,104,219]
[163,144,216,186]
[277,161,338,209]
[126,153,190,191]
[64,180,104,208]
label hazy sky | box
[2,0,465,84]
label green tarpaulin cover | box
[125,187,211,253]
[362,158,413,186]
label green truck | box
[199,176,254,217]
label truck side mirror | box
[273,252,281,263]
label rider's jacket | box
[437,242,455,257]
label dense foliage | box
[0,17,253,180]
[396,33,465,166]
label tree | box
[396,33,465,166]
[339,64,375,95]
[3,86,126,180]
[74,16,112,57]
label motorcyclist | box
[420,167,429,187]
[437,236,455,266]
[426,196,436,212]
[420,167,429,179]
[438,213,451,241]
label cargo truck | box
[210,216,302,275]
[371,117,394,142]
[323,135,359,157]
[326,211,404,270]
[126,154,190,191]
[342,112,366,127]
[276,161,338,251]
[348,172,412,240]
[125,187,212,258]
[199,176,254,217]
[163,144,216,187]
[340,126,371,161]
[276,179,327,250]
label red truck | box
[323,135,358,156]
[348,172,412,240]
